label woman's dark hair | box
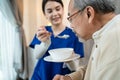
[42,0,64,14]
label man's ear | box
[87,11,90,18]
[85,6,95,23]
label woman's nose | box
[52,10,58,16]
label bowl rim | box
[48,48,73,52]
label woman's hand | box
[36,26,51,42]
[53,74,72,80]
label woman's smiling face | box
[44,1,64,26]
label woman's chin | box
[52,22,61,26]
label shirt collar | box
[92,14,120,40]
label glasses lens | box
[67,10,81,23]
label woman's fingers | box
[39,33,50,42]
[37,30,47,37]
[37,30,51,42]
[36,26,52,42]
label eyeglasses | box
[67,10,81,23]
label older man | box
[53,0,120,80]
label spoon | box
[56,34,70,39]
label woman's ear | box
[86,6,95,23]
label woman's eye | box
[55,6,61,11]
[47,10,52,13]
[56,8,60,11]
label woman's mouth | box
[52,17,60,21]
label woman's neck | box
[52,23,66,36]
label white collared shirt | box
[85,14,120,80]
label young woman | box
[29,0,84,80]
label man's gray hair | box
[74,0,116,13]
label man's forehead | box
[68,0,74,15]
[68,0,78,16]
[68,0,74,11]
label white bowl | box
[48,48,73,60]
